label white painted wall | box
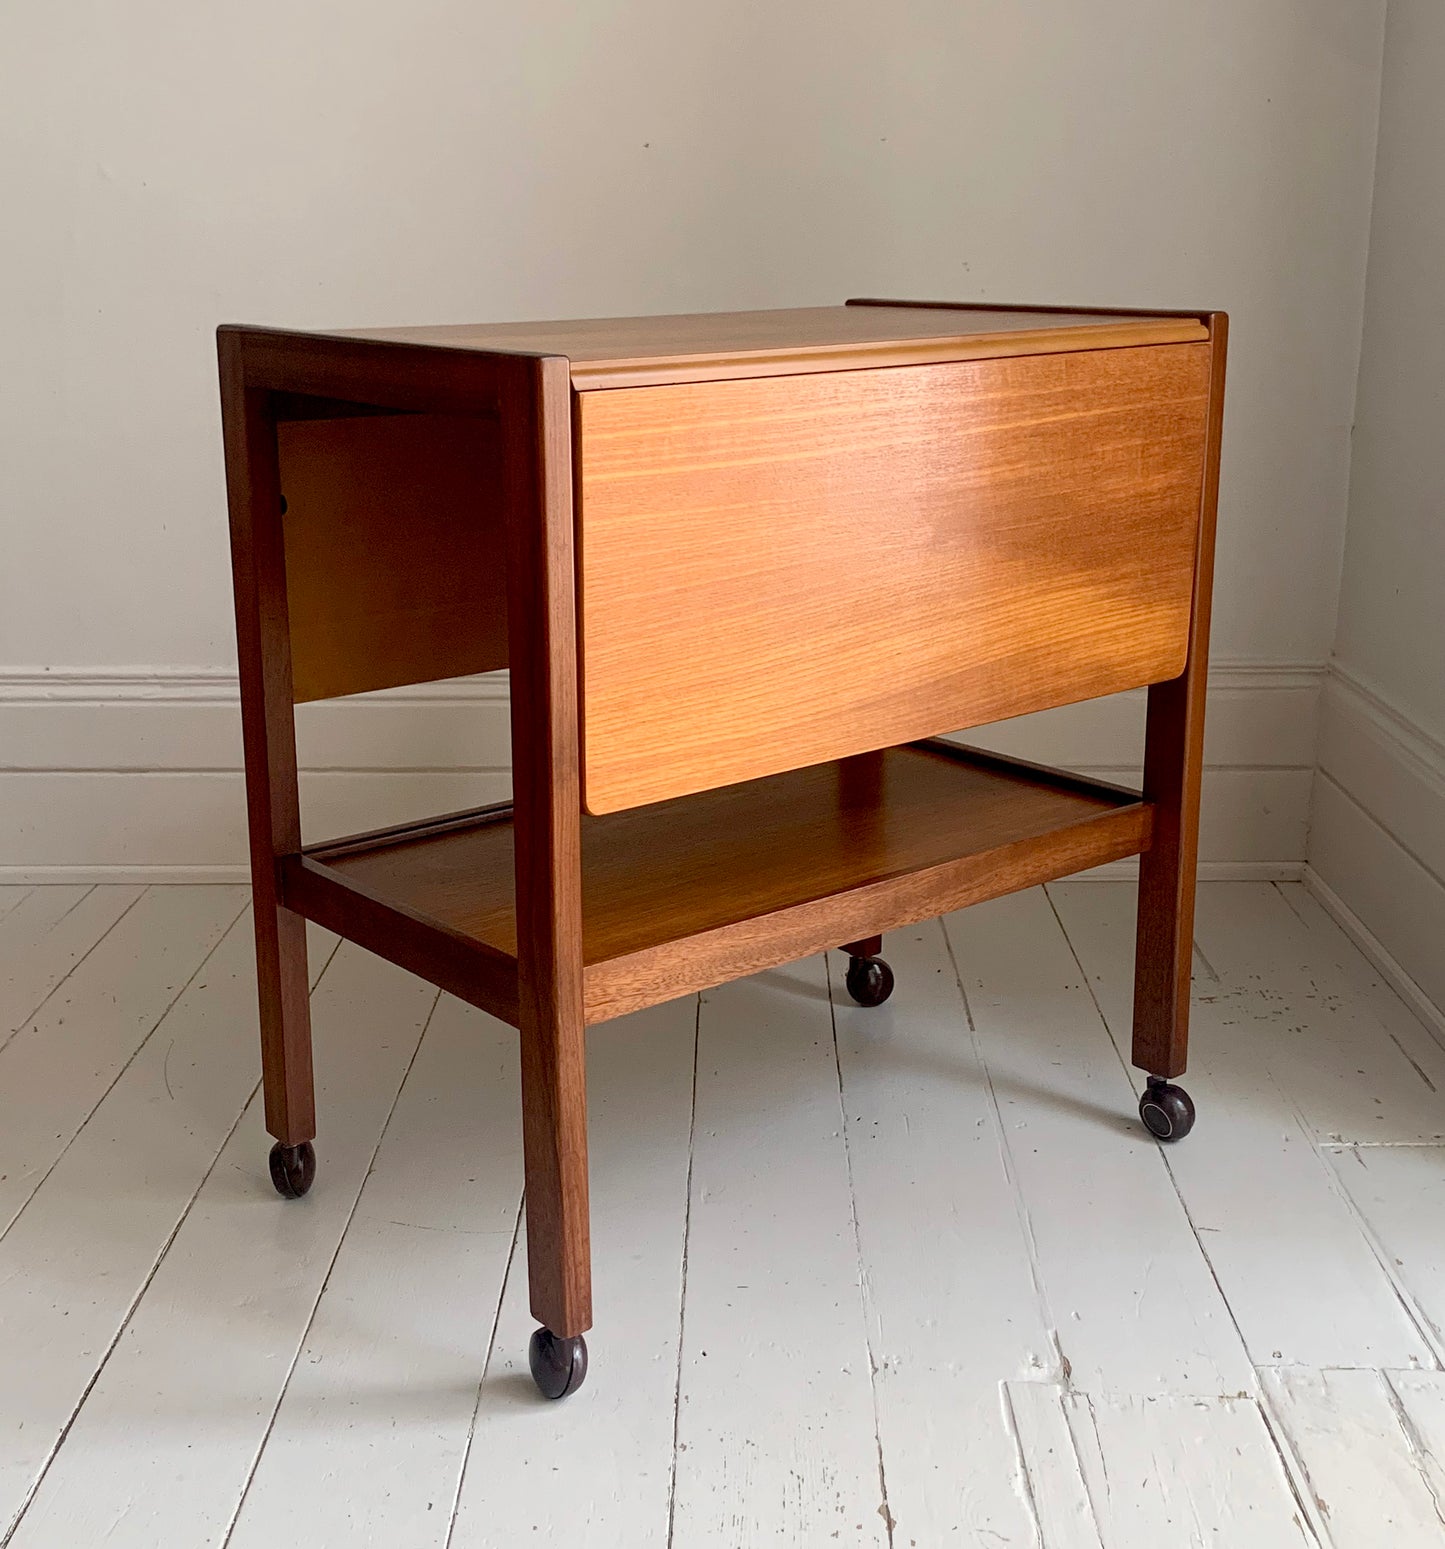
[1307,0,1445,1017]
[1,2,1388,874]
[1328,1,1445,748]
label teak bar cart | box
[219,299,1226,1399]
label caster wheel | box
[845,955,895,1007]
[528,1327,588,1399]
[1140,1081,1195,1142]
[268,1140,316,1198]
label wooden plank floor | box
[2,881,1443,1547]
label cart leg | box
[1132,671,1204,1146]
[520,996,591,1399]
[1133,675,1196,1077]
[1130,314,1226,1146]
[505,352,591,1398]
[840,934,895,1007]
[258,904,317,1196]
[219,346,317,1197]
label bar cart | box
[219,299,1225,1398]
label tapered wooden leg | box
[1132,312,1227,1101]
[256,902,315,1146]
[219,342,317,1195]
[504,352,592,1395]
[1132,668,1207,1148]
[1133,672,1200,1080]
[519,990,591,1339]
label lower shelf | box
[283,741,1151,1024]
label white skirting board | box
[0,661,1322,882]
[1303,866,1445,1045]
[1307,665,1445,1030]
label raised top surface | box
[334,303,1210,389]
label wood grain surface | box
[276,412,507,703]
[501,353,592,1338]
[314,744,1147,1022]
[576,343,1211,813]
[339,305,1207,389]
[219,344,315,1146]
[1133,316,1228,1077]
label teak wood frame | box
[219,302,1226,1357]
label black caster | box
[529,1326,588,1399]
[845,954,895,1007]
[1139,1080,1195,1142]
[269,1140,316,1198]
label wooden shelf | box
[282,742,1151,1026]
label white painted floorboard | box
[226,991,522,1549]
[944,889,1256,1398]
[451,995,696,1548]
[1195,883,1445,1146]
[671,960,890,1547]
[6,938,426,1549]
[3,882,1445,1546]
[0,885,246,1238]
[1063,1392,1316,1546]
[1326,1142,1445,1359]
[1051,881,1430,1371]
[1005,1382,1105,1549]
[832,922,1053,1546]
[0,894,260,1535]
[1261,1367,1445,1545]
[0,884,143,1050]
